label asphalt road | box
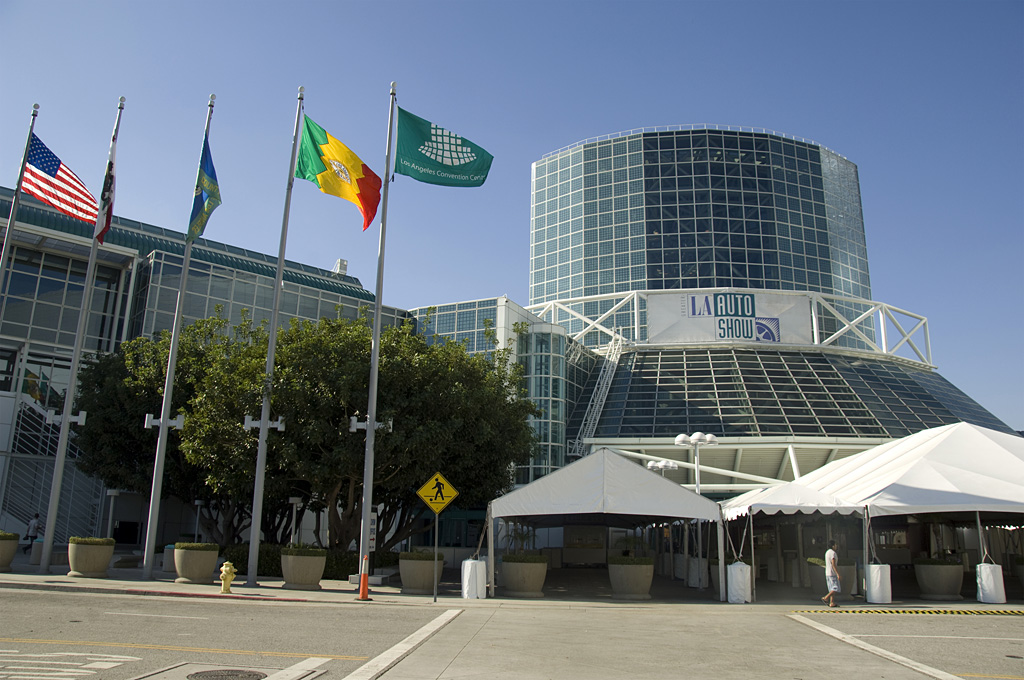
[0,589,441,679]
[0,588,1022,679]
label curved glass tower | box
[531,127,873,348]
[531,127,869,300]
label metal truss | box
[526,289,931,365]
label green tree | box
[75,310,538,553]
[273,315,538,551]
[75,313,278,546]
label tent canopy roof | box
[722,423,1024,520]
[490,448,721,527]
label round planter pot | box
[281,554,327,591]
[608,563,654,600]
[501,560,547,598]
[67,543,115,578]
[400,558,444,595]
[0,540,17,572]
[914,564,964,600]
[175,548,219,584]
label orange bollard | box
[357,554,371,601]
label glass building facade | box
[531,127,874,348]
[411,297,599,483]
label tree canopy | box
[75,311,538,550]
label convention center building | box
[0,125,1015,544]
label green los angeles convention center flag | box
[395,107,493,187]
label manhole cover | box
[186,672,268,680]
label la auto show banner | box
[646,291,813,345]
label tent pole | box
[749,512,756,602]
[976,511,988,564]
[670,521,676,581]
[774,523,783,583]
[717,511,725,601]
[796,523,806,587]
[486,506,495,598]
[697,519,704,589]
[863,504,870,566]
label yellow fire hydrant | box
[219,561,236,594]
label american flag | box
[22,134,98,223]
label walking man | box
[821,539,841,607]
[23,513,40,554]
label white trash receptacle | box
[162,545,176,572]
[976,563,1006,604]
[727,562,752,603]
[865,564,892,604]
[673,554,688,580]
[461,559,487,599]
[688,557,708,588]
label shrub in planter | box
[0,530,17,572]
[281,544,328,591]
[399,551,446,595]
[68,537,116,578]
[174,542,220,584]
[607,554,655,600]
[500,553,548,598]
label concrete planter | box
[0,539,17,572]
[281,554,326,591]
[400,558,444,595]
[501,560,548,598]
[914,564,964,600]
[175,548,219,584]
[68,542,115,578]
[608,563,654,600]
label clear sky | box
[1,1,1021,429]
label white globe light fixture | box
[673,432,718,495]
[646,459,680,476]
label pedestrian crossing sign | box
[417,472,459,514]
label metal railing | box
[568,331,625,459]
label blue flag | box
[187,134,221,243]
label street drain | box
[186,672,268,680]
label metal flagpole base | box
[356,555,372,601]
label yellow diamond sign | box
[417,471,458,514]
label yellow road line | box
[0,637,367,661]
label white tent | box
[486,448,725,598]
[491,447,721,525]
[722,423,1024,520]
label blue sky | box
[1,1,1021,429]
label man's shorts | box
[826,573,840,593]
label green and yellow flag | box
[295,115,381,231]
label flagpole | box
[40,97,125,572]
[246,86,304,586]
[141,95,217,579]
[0,104,41,304]
[356,81,398,601]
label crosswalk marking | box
[0,651,140,679]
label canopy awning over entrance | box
[721,423,1024,520]
[491,447,721,527]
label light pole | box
[674,432,718,589]
[673,432,718,495]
